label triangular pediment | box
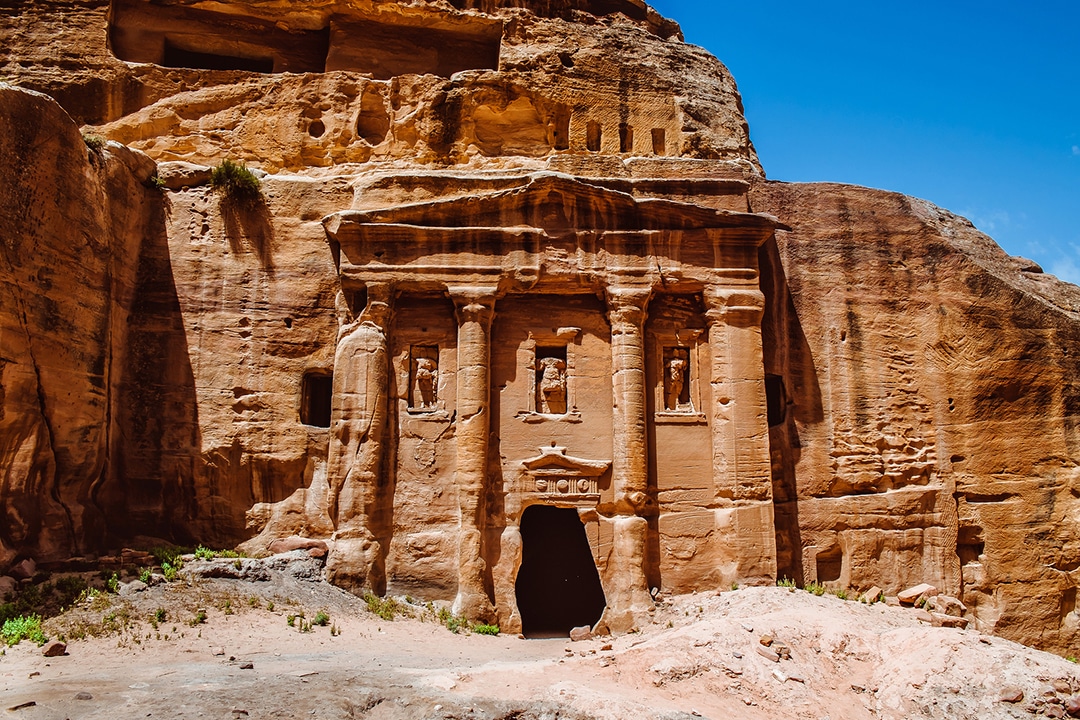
[326,172,781,234]
[521,445,610,476]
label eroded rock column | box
[704,287,777,584]
[325,283,393,593]
[450,287,497,622]
[601,287,655,632]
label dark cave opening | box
[515,505,606,637]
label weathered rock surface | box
[1,0,1080,660]
[752,180,1080,656]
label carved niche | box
[409,345,439,411]
[520,445,610,506]
[652,328,705,422]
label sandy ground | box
[3,564,1079,719]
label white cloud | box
[1050,251,1080,287]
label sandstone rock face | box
[752,180,1080,656]
[1,0,1079,656]
[0,85,158,568]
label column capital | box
[704,287,765,327]
[605,286,652,334]
[448,286,498,326]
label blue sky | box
[648,1,1080,284]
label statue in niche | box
[536,356,567,414]
[411,350,438,410]
[665,348,690,411]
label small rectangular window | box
[651,128,666,156]
[553,105,571,151]
[301,373,333,427]
[619,123,634,153]
[586,121,602,152]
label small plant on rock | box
[106,573,119,594]
[472,624,499,636]
[211,159,261,204]
[161,562,179,582]
[81,133,105,152]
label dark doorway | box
[300,372,333,428]
[515,505,606,637]
[163,40,274,73]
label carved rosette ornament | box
[520,445,609,505]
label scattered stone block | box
[930,613,968,629]
[74,692,93,700]
[755,645,779,663]
[759,634,774,647]
[914,609,934,623]
[898,583,938,606]
[931,594,967,617]
[8,558,36,581]
[569,625,593,642]
[861,586,883,603]
[1064,695,1080,717]
[0,575,16,598]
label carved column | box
[601,286,655,632]
[704,286,777,584]
[450,286,497,622]
[325,282,393,593]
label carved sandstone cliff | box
[1,0,1079,655]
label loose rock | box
[41,640,67,657]
[569,626,593,642]
[1000,686,1026,703]
[898,584,938,606]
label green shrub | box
[777,577,796,589]
[138,568,152,585]
[161,562,178,582]
[81,133,105,152]
[210,159,261,203]
[804,582,826,596]
[155,608,166,623]
[472,624,499,636]
[2,615,47,646]
[152,546,189,567]
[436,607,466,634]
[313,611,330,627]
[194,546,214,560]
[363,592,400,621]
[833,588,849,600]
[106,573,119,594]
[54,576,88,607]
